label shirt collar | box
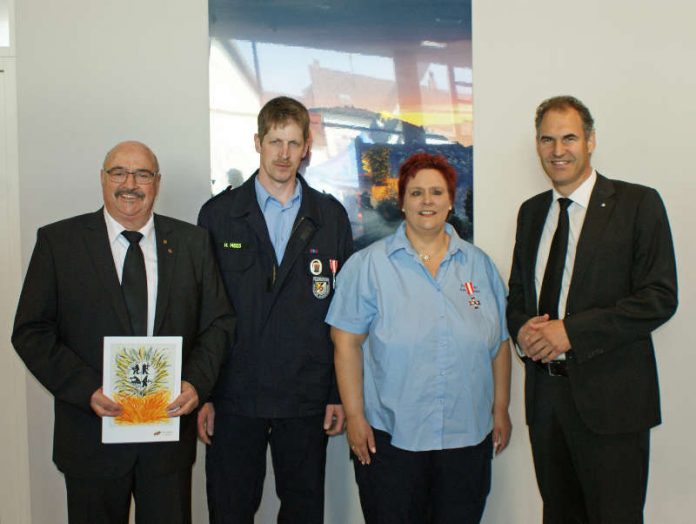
[552,169,597,209]
[254,176,302,211]
[386,221,466,259]
[103,208,155,245]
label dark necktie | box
[538,198,572,320]
[121,231,147,335]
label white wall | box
[10,1,694,522]
[0,56,32,524]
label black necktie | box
[121,231,147,335]
[538,198,572,320]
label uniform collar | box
[229,171,323,227]
[254,175,302,212]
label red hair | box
[397,152,457,207]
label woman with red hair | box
[327,152,511,523]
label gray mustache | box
[115,188,145,199]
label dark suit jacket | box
[507,174,678,434]
[12,210,235,478]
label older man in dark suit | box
[507,96,678,524]
[12,141,235,524]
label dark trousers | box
[65,464,192,524]
[354,428,492,524]
[529,366,650,524]
[205,413,328,524]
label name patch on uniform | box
[223,242,243,249]
[312,276,330,299]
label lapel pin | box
[601,202,606,207]
[168,248,173,254]
[163,239,168,244]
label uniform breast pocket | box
[219,249,256,273]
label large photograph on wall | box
[209,0,472,247]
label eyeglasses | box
[104,167,159,185]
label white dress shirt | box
[534,170,597,359]
[104,209,158,336]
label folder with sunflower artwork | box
[102,336,182,443]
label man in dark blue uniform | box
[197,97,353,523]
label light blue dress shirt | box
[326,222,509,452]
[255,176,302,263]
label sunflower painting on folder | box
[102,336,182,443]
[112,346,172,425]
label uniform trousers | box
[529,365,650,524]
[354,428,492,524]
[65,463,192,524]
[206,413,328,524]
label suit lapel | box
[568,174,616,299]
[153,215,178,334]
[525,192,552,312]
[83,209,132,333]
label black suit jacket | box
[12,210,235,478]
[507,174,677,434]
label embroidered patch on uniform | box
[468,297,481,309]
[312,276,330,299]
[223,242,243,249]
[310,258,323,276]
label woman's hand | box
[346,414,376,465]
[332,327,373,464]
[492,340,512,455]
[492,407,512,455]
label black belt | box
[534,359,568,377]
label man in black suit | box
[507,96,678,524]
[12,141,235,524]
